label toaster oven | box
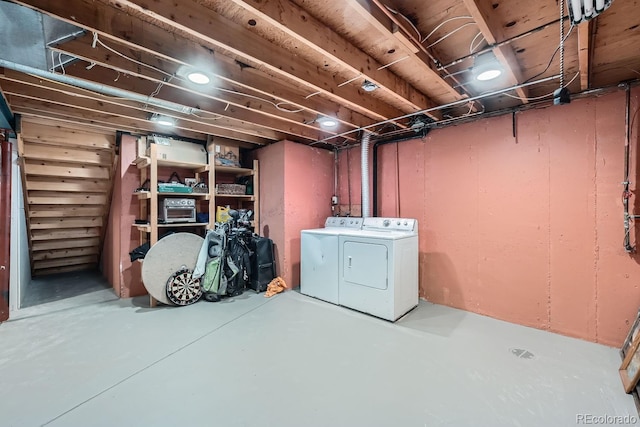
[159,198,197,223]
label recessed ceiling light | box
[186,71,210,85]
[473,53,503,82]
[361,80,379,92]
[476,69,502,81]
[316,116,338,129]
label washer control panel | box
[325,217,363,229]
[362,217,417,232]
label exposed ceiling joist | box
[51,34,376,131]
[0,79,276,143]
[363,0,481,112]
[12,0,406,127]
[578,21,593,91]
[0,71,270,144]
[226,0,441,116]
[461,0,529,101]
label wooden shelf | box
[215,165,254,175]
[133,222,209,232]
[214,194,255,201]
[134,191,209,199]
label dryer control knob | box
[383,219,390,227]
[340,219,346,225]
[404,221,408,226]
[397,221,401,226]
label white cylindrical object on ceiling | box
[570,0,583,23]
[361,131,372,218]
[583,0,595,17]
[595,0,606,11]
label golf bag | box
[224,229,253,297]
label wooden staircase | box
[17,118,117,276]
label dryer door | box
[342,241,388,289]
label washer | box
[300,217,362,304]
[338,217,418,321]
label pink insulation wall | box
[255,140,333,287]
[338,87,640,347]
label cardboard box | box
[213,144,241,167]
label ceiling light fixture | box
[316,116,338,129]
[568,0,614,25]
[361,80,379,92]
[186,70,211,85]
[472,53,503,81]
[150,113,175,127]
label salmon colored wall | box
[283,141,334,286]
[255,140,333,287]
[338,87,640,347]
[102,134,144,297]
[254,142,286,283]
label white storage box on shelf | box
[138,135,207,165]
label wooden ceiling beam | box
[461,0,529,101]
[1,79,279,144]
[0,71,272,145]
[54,61,335,143]
[52,34,375,131]
[578,21,593,91]
[226,0,440,115]
[358,0,480,113]
[49,38,355,142]
[9,94,222,142]
[12,104,207,141]
[14,0,407,123]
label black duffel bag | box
[249,235,276,292]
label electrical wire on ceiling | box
[502,70,580,101]
[89,32,306,115]
[93,32,173,78]
[424,22,479,49]
[469,32,486,54]
[523,24,575,84]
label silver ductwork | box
[361,130,372,218]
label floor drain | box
[510,348,535,359]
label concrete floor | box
[21,270,112,308]
[1,287,638,427]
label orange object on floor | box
[265,277,287,297]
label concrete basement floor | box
[1,286,638,427]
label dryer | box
[300,217,362,304]
[338,217,418,321]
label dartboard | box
[165,267,202,306]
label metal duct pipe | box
[0,59,194,115]
[361,131,372,218]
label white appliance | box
[139,135,207,164]
[338,217,418,321]
[300,217,363,304]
